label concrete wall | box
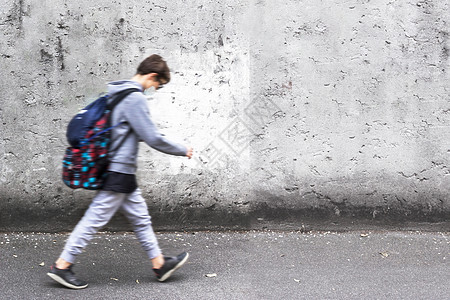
[1,0,449,232]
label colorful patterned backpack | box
[62,88,140,189]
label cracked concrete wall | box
[1,0,449,232]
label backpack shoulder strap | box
[106,88,141,152]
[107,88,142,110]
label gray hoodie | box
[106,80,187,174]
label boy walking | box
[48,54,193,289]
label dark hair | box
[136,54,170,83]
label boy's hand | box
[186,147,193,159]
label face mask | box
[143,87,155,99]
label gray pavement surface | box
[0,230,449,300]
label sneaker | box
[47,264,88,289]
[153,252,189,282]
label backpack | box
[62,88,140,190]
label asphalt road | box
[1,230,449,300]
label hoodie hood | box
[107,80,144,95]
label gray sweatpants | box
[60,188,161,263]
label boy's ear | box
[147,73,158,81]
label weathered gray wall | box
[1,0,449,232]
